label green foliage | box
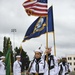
[3,37,7,55]
[3,37,12,56]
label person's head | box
[62,57,67,63]
[16,55,21,61]
[45,47,52,54]
[1,56,5,62]
[34,49,43,59]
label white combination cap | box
[34,49,43,54]
[16,55,21,58]
[1,56,5,59]
[62,55,66,58]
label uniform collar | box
[35,58,42,62]
[48,53,51,56]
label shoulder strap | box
[67,63,69,69]
[28,58,35,72]
[44,59,46,69]
[18,62,22,68]
[60,64,63,71]
[58,64,63,75]
[67,63,70,72]
[43,55,48,69]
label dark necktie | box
[48,54,51,70]
[18,62,22,68]
[35,58,41,73]
[36,62,39,73]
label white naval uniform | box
[59,62,72,75]
[29,58,48,75]
[49,56,59,75]
[42,55,59,75]
[0,60,6,75]
[13,60,22,75]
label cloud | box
[0,0,75,59]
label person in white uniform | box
[26,48,48,75]
[0,56,6,75]
[58,56,72,75]
[13,55,22,75]
[43,47,59,75]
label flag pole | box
[53,32,56,56]
[20,44,22,55]
[52,6,56,56]
[46,16,48,48]
[20,44,23,75]
[45,0,48,62]
[45,16,48,62]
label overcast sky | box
[0,0,75,59]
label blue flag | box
[48,6,54,32]
[23,6,54,42]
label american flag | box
[22,0,48,16]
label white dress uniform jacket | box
[0,60,6,75]
[29,58,48,75]
[42,55,59,75]
[13,60,22,75]
[49,56,59,75]
[59,62,72,75]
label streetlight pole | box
[11,29,17,61]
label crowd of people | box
[0,47,72,75]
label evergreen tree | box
[3,37,13,56]
[3,37,7,55]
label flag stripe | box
[23,1,36,8]
[30,6,47,9]
[30,12,47,16]
[29,7,47,12]
[31,9,47,14]
[23,0,36,5]
[36,2,47,6]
